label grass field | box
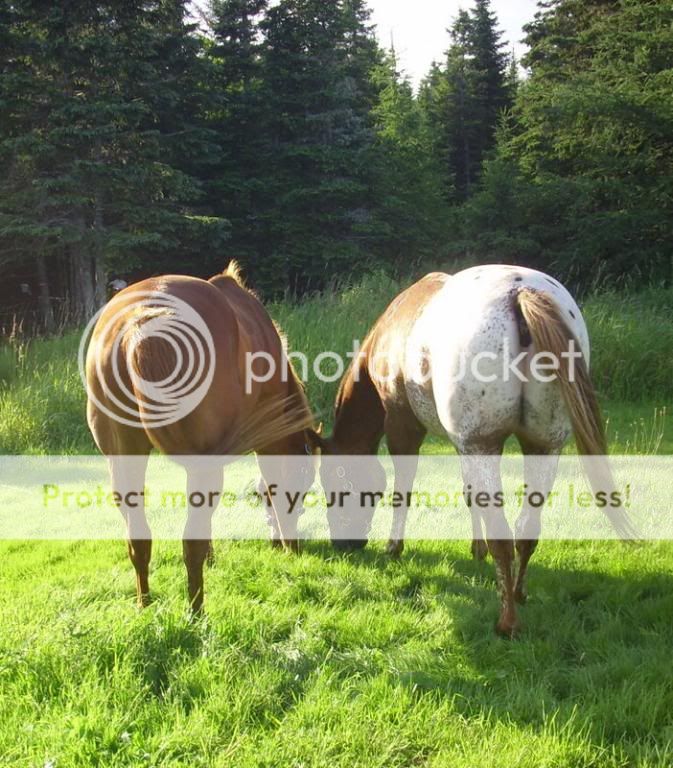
[1,275,672,766]
[2,539,673,767]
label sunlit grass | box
[1,275,673,766]
[1,538,672,766]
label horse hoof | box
[386,540,404,558]
[514,587,528,605]
[471,540,489,561]
[495,619,520,639]
[137,593,151,609]
[333,539,368,553]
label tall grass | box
[0,332,92,453]
[0,276,671,454]
[269,271,400,420]
[583,286,673,401]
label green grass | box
[0,332,92,454]
[1,539,673,766]
[1,275,673,766]
[583,287,673,402]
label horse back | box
[362,272,449,396]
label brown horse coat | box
[87,265,311,457]
[86,263,313,611]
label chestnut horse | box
[85,262,314,612]
[308,265,633,637]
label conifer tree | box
[205,0,268,272]
[419,1,511,200]
[254,0,381,292]
[462,0,673,282]
[370,49,446,265]
[0,0,224,321]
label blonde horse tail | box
[125,306,181,426]
[516,288,636,539]
[208,393,315,457]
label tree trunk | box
[93,188,107,308]
[76,250,96,320]
[458,71,471,197]
[69,213,96,322]
[68,249,95,322]
[94,257,107,308]
[35,252,55,334]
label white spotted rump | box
[404,265,589,452]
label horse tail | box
[126,306,183,425]
[516,288,636,539]
[208,393,315,456]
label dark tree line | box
[1,0,670,331]
[0,1,226,328]
[459,0,673,285]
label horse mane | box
[217,260,264,302]
[222,259,246,287]
[210,260,315,450]
[330,333,385,452]
[277,322,313,428]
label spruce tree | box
[463,0,673,283]
[255,0,381,292]
[420,1,511,200]
[0,0,224,321]
[370,49,446,265]
[444,10,479,199]
[470,0,510,142]
[205,0,268,272]
[418,61,454,200]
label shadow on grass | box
[319,539,673,752]
[98,537,673,757]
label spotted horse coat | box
[308,264,633,637]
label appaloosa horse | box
[86,262,314,612]
[308,265,633,637]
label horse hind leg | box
[108,453,152,607]
[470,512,488,561]
[460,442,518,638]
[514,441,561,604]
[183,463,223,614]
